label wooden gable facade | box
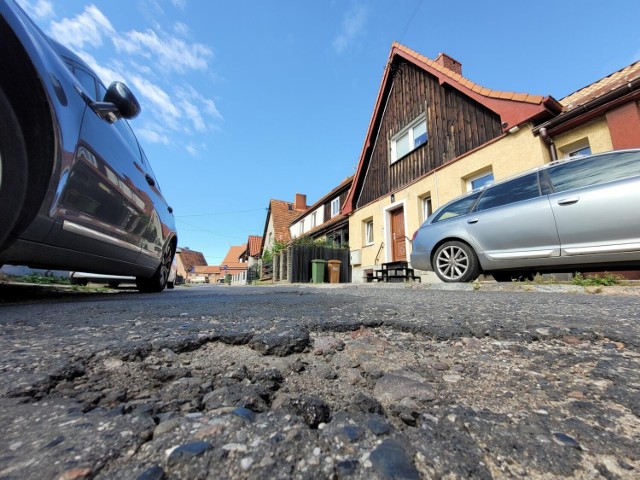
[356,60,503,208]
[344,42,561,215]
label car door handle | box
[467,218,479,224]
[557,197,579,206]
[145,174,155,187]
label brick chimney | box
[435,53,462,75]
[294,193,307,212]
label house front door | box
[390,207,407,261]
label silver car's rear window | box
[547,151,640,193]
[432,191,482,223]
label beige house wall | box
[553,117,613,158]
[349,126,551,282]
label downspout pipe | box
[539,127,557,161]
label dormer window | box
[331,197,340,217]
[390,114,427,163]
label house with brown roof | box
[219,244,249,285]
[260,196,307,254]
[175,247,207,282]
[343,42,640,283]
[290,177,353,248]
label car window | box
[113,120,142,161]
[432,192,482,223]
[547,151,640,193]
[474,173,541,212]
[73,67,99,101]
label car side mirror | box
[104,81,141,119]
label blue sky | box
[17,0,640,264]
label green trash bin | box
[311,259,326,283]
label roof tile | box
[393,42,545,105]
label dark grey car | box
[410,149,640,282]
[0,0,177,292]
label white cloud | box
[173,22,189,37]
[113,28,212,73]
[137,126,170,145]
[185,144,198,156]
[16,0,54,19]
[49,5,115,50]
[129,75,180,128]
[333,4,368,54]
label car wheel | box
[107,281,120,288]
[0,87,28,250]
[136,244,174,293]
[433,241,480,282]
[167,280,174,289]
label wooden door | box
[390,207,407,261]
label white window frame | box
[421,196,432,222]
[311,212,317,228]
[364,220,374,245]
[466,171,494,192]
[564,142,592,159]
[390,113,427,164]
[298,222,304,235]
[330,197,340,217]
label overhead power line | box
[398,0,425,44]
[176,207,266,218]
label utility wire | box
[176,218,246,241]
[398,0,425,44]
[176,207,266,218]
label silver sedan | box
[410,150,640,282]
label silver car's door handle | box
[467,218,479,224]
[557,197,579,206]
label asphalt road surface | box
[0,282,638,479]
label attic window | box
[390,114,427,164]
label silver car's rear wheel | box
[433,241,480,283]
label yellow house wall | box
[553,117,613,157]
[349,126,551,282]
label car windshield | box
[432,191,482,223]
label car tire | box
[107,281,120,288]
[167,280,174,289]
[433,241,480,283]
[136,244,174,293]
[0,87,28,250]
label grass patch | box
[572,272,623,287]
[12,273,71,285]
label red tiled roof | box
[193,265,220,275]
[270,199,300,242]
[222,244,247,264]
[560,60,640,111]
[393,42,546,105]
[177,248,207,271]
[247,235,263,257]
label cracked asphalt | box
[0,282,639,479]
